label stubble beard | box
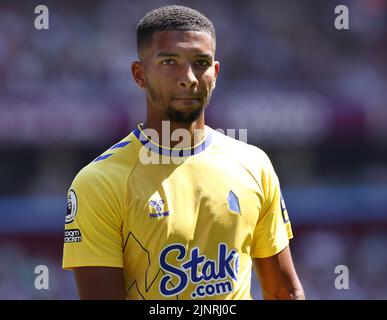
[165,105,204,124]
[147,84,214,124]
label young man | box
[62,5,305,300]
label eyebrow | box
[195,53,213,59]
[156,52,180,58]
[156,52,213,59]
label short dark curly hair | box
[137,5,216,53]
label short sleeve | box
[62,166,124,270]
[250,152,293,258]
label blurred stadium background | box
[0,0,386,299]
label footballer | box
[62,5,305,300]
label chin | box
[166,105,204,124]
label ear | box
[213,61,220,87]
[131,61,146,89]
[214,61,219,78]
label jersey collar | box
[132,124,212,157]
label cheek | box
[202,73,215,93]
[203,68,216,83]
[146,72,164,93]
[147,77,172,103]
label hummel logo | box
[149,199,169,218]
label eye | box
[161,59,176,65]
[196,60,211,67]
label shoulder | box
[72,131,141,191]
[209,126,273,169]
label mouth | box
[172,97,201,101]
[171,97,202,108]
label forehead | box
[148,31,215,55]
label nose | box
[178,65,198,88]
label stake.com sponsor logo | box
[159,243,239,298]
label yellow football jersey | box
[62,124,293,300]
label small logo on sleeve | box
[64,229,82,243]
[65,190,77,224]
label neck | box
[143,110,206,149]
